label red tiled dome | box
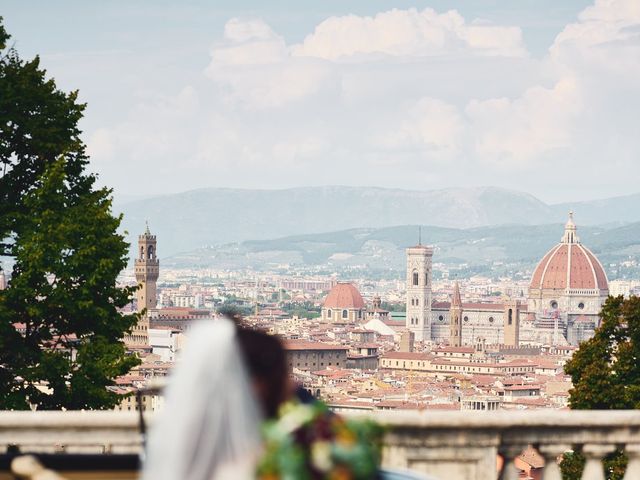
[323,283,365,309]
[530,214,608,292]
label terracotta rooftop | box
[381,351,433,361]
[434,346,475,354]
[283,340,349,351]
[530,216,608,292]
[323,282,365,309]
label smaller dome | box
[323,283,365,309]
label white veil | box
[142,318,263,480]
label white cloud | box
[465,79,581,163]
[205,18,333,109]
[209,18,287,66]
[88,1,640,201]
[379,98,463,159]
[292,8,526,60]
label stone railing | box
[2,410,640,479]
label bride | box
[142,317,287,480]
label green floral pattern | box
[257,400,383,480]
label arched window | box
[425,273,429,286]
[148,245,154,259]
[140,246,145,259]
[342,309,348,319]
[413,271,419,286]
[508,309,513,325]
[327,309,332,318]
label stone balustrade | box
[2,410,640,479]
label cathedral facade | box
[406,213,609,346]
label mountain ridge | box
[116,185,640,257]
[163,221,640,279]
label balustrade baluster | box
[498,445,526,480]
[623,443,640,480]
[581,444,616,480]
[538,443,572,480]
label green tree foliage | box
[559,295,640,479]
[565,295,640,408]
[0,16,91,257]
[0,159,140,410]
[0,19,140,409]
[560,451,585,480]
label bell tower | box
[127,223,159,346]
[135,222,159,312]
[449,281,463,347]
[503,299,521,347]
[406,238,433,342]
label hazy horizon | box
[4,0,639,203]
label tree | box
[0,19,140,409]
[560,295,640,479]
[565,295,640,408]
[0,16,91,257]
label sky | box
[3,0,639,203]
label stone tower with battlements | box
[135,223,159,313]
[406,242,433,342]
[449,281,463,347]
[127,223,159,346]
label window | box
[550,300,558,309]
[425,273,428,286]
[439,315,444,321]
[342,309,348,319]
[488,316,494,323]
[327,309,332,318]
[413,271,419,286]
[508,309,513,325]
[464,316,469,322]
[578,302,585,310]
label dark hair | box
[235,327,288,418]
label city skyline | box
[4,0,639,203]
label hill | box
[163,222,640,279]
[116,185,640,259]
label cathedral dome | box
[530,213,608,292]
[323,283,365,309]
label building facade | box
[405,213,606,346]
[284,340,349,372]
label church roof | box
[323,282,365,309]
[530,213,608,291]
